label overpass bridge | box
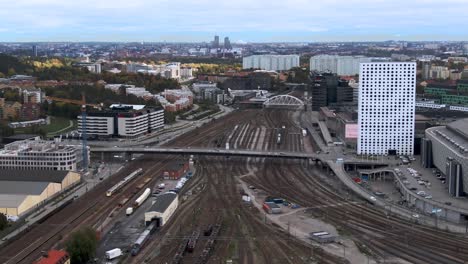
[91,146,389,166]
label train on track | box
[131,221,158,256]
[106,168,143,197]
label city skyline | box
[1,0,468,42]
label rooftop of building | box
[447,118,468,141]
[2,134,40,143]
[148,192,177,213]
[0,181,50,196]
[427,120,468,158]
[83,105,163,117]
[0,194,30,208]
[33,250,69,264]
[167,161,187,171]
[0,169,70,183]
[0,139,77,156]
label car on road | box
[416,191,427,196]
[425,195,433,199]
[410,187,418,191]
[369,196,377,202]
[412,214,420,218]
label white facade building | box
[0,139,79,171]
[22,89,44,103]
[242,55,300,71]
[358,62,416,155]
[310,55,373,76]
[180,67,193,79]
[78,105,164,138]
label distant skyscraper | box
[224,37,232,50]
[32,45,37,57]
[213,35,220,49]
[422,62,431,80]
[358,62,416,155]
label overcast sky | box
[1,0,467,42]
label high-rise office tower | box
[358,62,416,155]
[224,37,232,50]
[213,35,220,49]
[32,45,38,57]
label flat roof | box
[0,194,29,208]
[3,134,40,141]
[447,118,468,141]
[148,193,177,213]
[0,169,69,183]
[0,181,49,195]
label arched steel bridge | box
[263,95,305,109]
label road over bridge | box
[91,146,389,165]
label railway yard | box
[2,107,468,264]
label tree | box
[0,213,8,231]
[65,227,98,264]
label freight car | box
[134,188,151,208]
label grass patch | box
[14,116,75,137]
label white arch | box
[263,95,304,107]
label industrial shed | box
[0,170,81,216]
[145,193,178,227]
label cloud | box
[0,0,467,41]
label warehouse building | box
[0,170,81,216]
[145,192,178,227]
[423,118,468,197]
[77,104,164,138]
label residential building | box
[126,62,181,80]
[20,102,41,121]
[77,104,164,138]
[180,67,193,79]
[310,55,372,76]
[0,138,80,171]
[125,87,152,98]
[242,55,300,71]
[430,66,450,79]
[358,62,416,155]
[74,62,102,73]
[23,89,45,104]
[156,88,193,113]
[3,101,22,120]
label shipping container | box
[105,248,122,260]
[134,188,151,208]
[126,207,133,216]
